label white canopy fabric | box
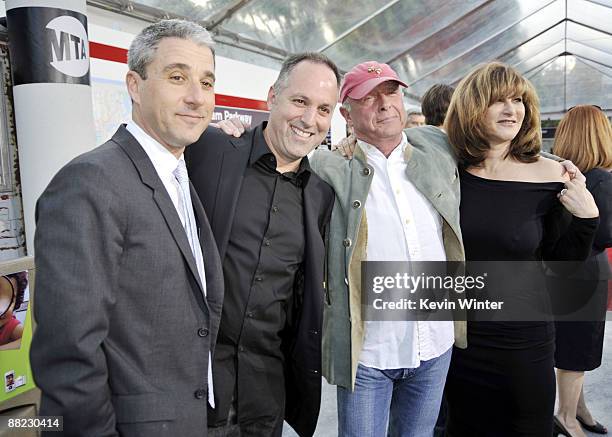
[89,0,612,115]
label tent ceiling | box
[89,0,612,114]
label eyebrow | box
[162,63,216,81]
[292,94,333,107]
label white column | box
[6,0,96,254]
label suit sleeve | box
[31,160,125,437]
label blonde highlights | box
[445,62,541,167]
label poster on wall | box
[91,77,270,145]
[0,271,35,404]
[212,106,268,127]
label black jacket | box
[186,124,334,436]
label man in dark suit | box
[186,53,339,437]
[31,19,223,436]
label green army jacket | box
[310,125,467,390]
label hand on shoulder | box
[534,156,570,183]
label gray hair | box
[128,19,215,79]
[272,52,341,94]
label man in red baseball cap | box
[338,61,408,157]
[312,61,463,437]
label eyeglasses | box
[567,105,603,112]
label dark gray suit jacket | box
[31,126,224,436]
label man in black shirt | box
[186,52,339,437]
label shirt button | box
[255,276,263,282]
[197,328,209,337]
[264,239,271,246]
[362,167,372,176]
[238,345,245,352]
[194,389,206,399]
[352,200,361,209]
[272,205,279,213]
[343,238,352,247]
[246,311,254,318]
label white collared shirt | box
[126,121,214,407]
[126,121,187,227]
[359,133,454,369]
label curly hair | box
[445,62,541,167]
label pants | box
[337,348,452,437]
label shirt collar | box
[126,120,182,176]
[358,132,408,162]
[249,122,272,166]
[251,121,312,186]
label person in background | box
[421,84,455,130]
[443,62,599,437]
[551,105,612,437]
[405,110,426,128]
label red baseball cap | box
[340,61,408,103]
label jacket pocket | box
[113,392,176,424]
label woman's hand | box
[332,134,357,158]
[559,159,586,183]
[558,178,599,218]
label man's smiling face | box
[263,60,338,169]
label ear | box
[126,71,142,105]
[340,106,351,123]
[266,86,276,110]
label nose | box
[379,94,392,111]
[184,81,207,107]
[300,106,316,126]
[502,99,515,114]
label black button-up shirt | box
[211,124,310,428]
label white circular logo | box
[46,16,89,78]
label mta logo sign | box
[46,16,89,78]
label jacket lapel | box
[112,126,207,303]
[402,137,462,244]
[191,184,222,315]
[211,135,251,260]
